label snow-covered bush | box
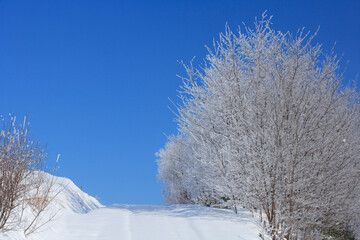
[158,14,360,239]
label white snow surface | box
[31,205,263,240]
[1,174,264,240]
[46,173,103,214]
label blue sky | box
[0,0,359,205]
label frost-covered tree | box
[157,135,220,205]
[157,135,194,204]
[158,14,360,239]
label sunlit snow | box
[1,175,264,240]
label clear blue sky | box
[0,0,359,205]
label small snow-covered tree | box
[157,135,217,205]
[158,14,360,239]
[157,135,194,204]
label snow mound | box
[49,174,103,214]
[0,173,102,240]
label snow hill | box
[1,174,264,240]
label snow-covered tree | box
[157,135,194,204]
[158,14,360,239]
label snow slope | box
[31,205,263,240]
[0,173,102,240]
[1,174,264,240]
[47,174,103,214]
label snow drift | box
[0,173,102,240]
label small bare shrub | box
[0,114,59,235]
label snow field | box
[1,174,264,240]
[31,205,263,240]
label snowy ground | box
[1,175,264,240]
[27,205,263,240]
